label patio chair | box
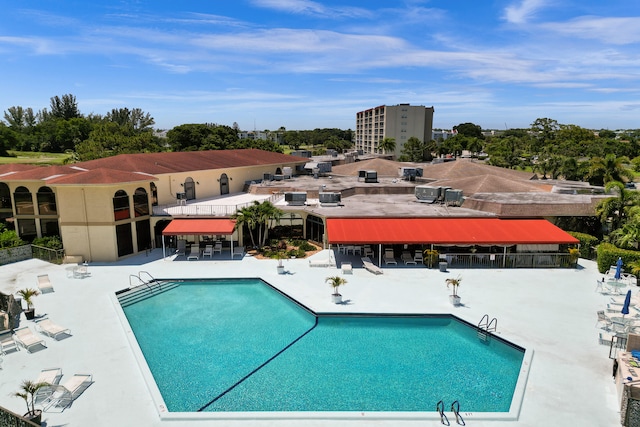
[232,246,245,259]
[401,251,417,265]
[414,250,424,263]
[202,245,213,258]
[596,310,612,331]
[213,241,223,254]
[34,368,63,403]
[362,257,383,275]
[42,373,93,411]
[0,330,18,355]
[363,245,374,258]
[13,326,46,353]
[35,318,71,340]
[37,274,54,293]
[176,240,186,256]
[383,249,397,265]
[187,244,200,261]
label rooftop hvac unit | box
[291,150,312,158]
[415,168,423,177]
[319,192,341,205]
[358,170,367,181]
[444,189,464,206]
[263,173,273,181]
[415,186,440,203]
[364,170,378,183]
[400,167,418,181]
[317,162,332,173]
[284,192,307,206]
[176,192,187,200]
[439,187,451,202]
[282,167,292,179]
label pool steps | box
[116,280,179,307]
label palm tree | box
[326,276,347,296]
[595,181,640,233]
[587,154,633,186]
[13,380,48,419]
[445,275,462,297]
[16,288,39,311]
[231,202,260,248]
[378,137,396,155]
[257,201,283,247]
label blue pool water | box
[122,279,524,413]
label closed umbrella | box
[616,257,623,280]
[622,289,632,318]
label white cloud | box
[541,16,640,45]
[503,0,548,24]
[250,0,371,19]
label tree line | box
[0,94,354,161]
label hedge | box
[568,231,599,259]
[596,242,640,274]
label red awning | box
[326,218,579,245]
[162,219,236,236]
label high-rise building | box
[355,104,435,157]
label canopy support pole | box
[162,235,166,259]
[503,246,507,268]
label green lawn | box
[0,151,73,165]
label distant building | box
[355,104,435,157]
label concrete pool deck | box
[0,249,622,426]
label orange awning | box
[162,219,236,236]
[326,218,578,245]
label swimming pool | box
[116,278,529,420]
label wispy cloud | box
[541,17,640,45]
[503,0,548,24]
[250,0,371,19]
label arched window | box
[150,182,158,206]
[37,186,57,215]
[0,183,12,209]
[133,188,149,217]
[113,190,130,221]
[14,186,34,215]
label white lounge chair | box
[34,368,63,403]
[35,318,71,340]
[187,244,200,260]
[202,245,213,258]
[13,326,46,353]
[402,251,417,265]
[383,249,397,265]
[596,310,612,331]
[362,257,383,275]
[0,330,18,355]
[37,274,54,293]
[213,241,223,254]
[309,251,336,268]
[43,373,93,411]
[414,250,424,263]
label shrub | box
[298,241,316,252]
[567,231,599,259]
[0,227,24,248]
[32,236,63,250]
[596,243,640,273]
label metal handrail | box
[451,400,465,425]
[436,400,449,425]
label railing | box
[31,244,65,264]
[440,252,575,269]
[152,192,282,217]
[0,404,40,427]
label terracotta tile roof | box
[74,149,308,175]
[46,168,157,185]
[0,149,307,185]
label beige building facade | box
[0,149,307,262]
[355,104,435,157]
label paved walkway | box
[0,250,623,426]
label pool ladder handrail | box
[129,271,164,293]
[436,400,449,425]
[451,400,465,425]
[477,314,497,341]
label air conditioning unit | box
[319,192,341,205]
[176,192,187,200]
[415,186,440,203]
[444,189,464,206]
[284,192,307,206]
[400,167,418,181]
[282,167,292,179]
[364,170,378,183]
[263,173,273,181]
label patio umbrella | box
[622,289,632,317]
[615,257,623,280]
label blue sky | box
[1,0,640,131]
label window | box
[37,186,57,215]
[14,186,34,215]
[0,183,11,209]
[136,219,152,251]
[40,218,60,237]
[133,188,149,217]
[116,223,134,257]
[113,190,130,221]
[17,218,37,241]
[150,182,158,206]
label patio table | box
[608,280,628,294]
